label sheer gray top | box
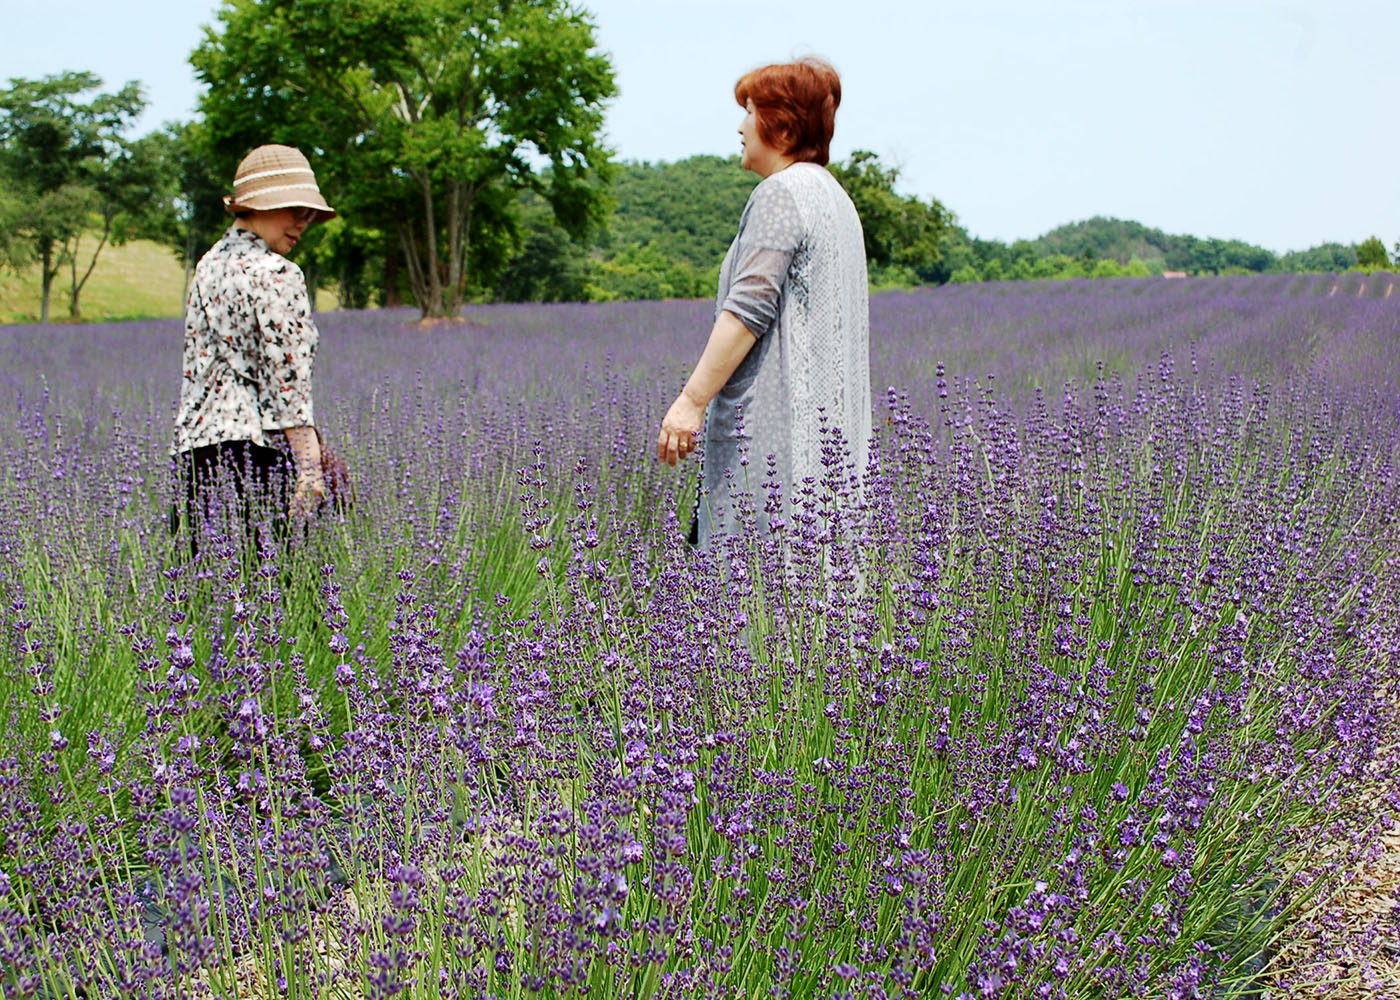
[699,162,871,546]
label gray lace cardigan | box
[698,162,871,547]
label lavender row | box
[0,282,1397,998]
[931,271,1399,301]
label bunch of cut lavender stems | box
[0,275,1397,999]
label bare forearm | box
[681,310,757,408]
[283,426,323,482]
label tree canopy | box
[192,0,617,318]
[1355,235,1390,271]
[494,151,955,303]
[0,72,150,322]
[827,150,950,284]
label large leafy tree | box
[1355,235,1390,271]
[828,151,950,282]
[0,72,146,322]
[148,121,233,297]
[192,0,617,318]
[61,128,176,319]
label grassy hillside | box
[0,239,188,324]
[0,237,341,325]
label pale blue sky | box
[3,0,1396,253]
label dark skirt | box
[172,440,293,554]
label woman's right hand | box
[657,389,706,466]
[290,471,326,518]
[284,425,325,518]
[656,312,757,466]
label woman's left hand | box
[657,390,705,466]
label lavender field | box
[1,274,1398,999]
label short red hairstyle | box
[734,57,842,167]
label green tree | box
[0,176,32,274]
[1355,235,1390,271]
[587,242,707,301]
[1027,254,1068,280]
[154,121,233,297]
[929,225,977,283]
[193,0,617,319]
[62,128,174,319]
[1278,242,1355,273]
[0,72,145,322]
[314,218,396,310]
[601,155,755,273]
[493,189,593,303]
[828,151,950,281]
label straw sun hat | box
[223,144,336,222]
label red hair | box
[734,57,841,166]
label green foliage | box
[939,250,1161,286]
[933,216,1370,287]
[491,190,593,303]
[1036,216,1173,265]
[60,127,178,319]
[0,72,148,322]
[1354,235,1390,271]
[149,121,232,285]
[868,263,921,291]
[1032,217,1278,275]
[488,155,752,304]
[419,151,1379,302]
[827,150,950,278]
[587,243,709,301]
[0,176,34,272]
[1277,242,1356,273]
[604,156,757,273]
[494,150,953,303]
[192,0,617,318]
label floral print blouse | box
[172,226,318,455]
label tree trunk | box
[383,251,402,307]
[445,180,463,315]
[457,194,472,309]
[304,262,319,313]
[39,239,55,325]
[183,220,196,303]
[418,173,447,318]
[68,217,113,320]
[398,219,436,316]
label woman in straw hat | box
[171,144,336,550]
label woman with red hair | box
[656,57,870,549]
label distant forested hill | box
[491,163,1372,302]
[493,155,755,302]
[493,152,948,301]
[603,156,756,273]
[1028,217,1355,274]
[933,216,1364,284]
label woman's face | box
[239,207,313,256]
[738,99,784,177]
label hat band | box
[235,166,317,184]
[235,182,324,199]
